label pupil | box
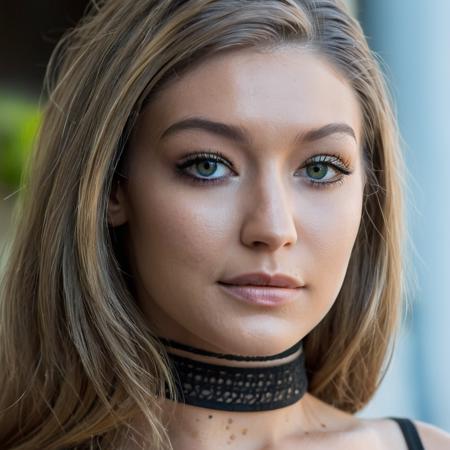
[307,163,327,179]
[199,161,216,176]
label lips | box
[219,272,303,289]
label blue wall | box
[358,1,450,431]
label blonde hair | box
[0,0,407,448]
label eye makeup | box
[174,149,353,188]
[175,151,234,185]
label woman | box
[0,0,449,448]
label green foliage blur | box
[0,92,41,191]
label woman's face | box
[109,46,364,355]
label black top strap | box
[389,417,425,450]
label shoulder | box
[413,419,450,450]
[300,395,450,449]
[360,417,450,450]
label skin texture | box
[109,46,364,356]
[108,47,450,448]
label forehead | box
[142,46,362,145]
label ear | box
[107,177,129,227]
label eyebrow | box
[159,117,357,145]
[301,122,357,143]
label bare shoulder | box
[358,417,450,450]
[413,419,450,450]
[300,396,450,449]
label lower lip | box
[218,283,301,307]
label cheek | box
[300,181,363,310]
[125,175,231,291]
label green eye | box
[196,160,218,177]
[175,151,234,185]
[306,163,329,180]
[299,154,353,187]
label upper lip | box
[219,272,304,288]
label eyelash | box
[175,150,353,188]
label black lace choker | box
[158,337,308,412]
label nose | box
[240,169,298,251]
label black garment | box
[390,418,425,450]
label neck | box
[123,339,357,449]
[160,391,316,450]
[152,337,310,448]
[160,336,307,412]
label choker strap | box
[160,338,309,412]
[157,336,303,362]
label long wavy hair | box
[0,0,407,448]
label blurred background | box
[0,0,449,431]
